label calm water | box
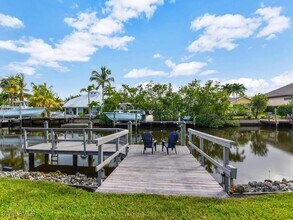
[0,127,292,183]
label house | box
[63,92,102,116]
[266,83,293,106]
[229,96,251,105]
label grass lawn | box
[0,178,292,219]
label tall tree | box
[90,67,114,102]
[0,75,19,104]
[251,94,268,119]
[29,83,62,111]
[15,73,29,101]
[222,83,246,99]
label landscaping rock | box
[0,170,99,188]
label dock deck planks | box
[96,145,227,197]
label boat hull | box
[104,112,142,121]
[0,108,46,118]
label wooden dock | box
[96,145,227,197]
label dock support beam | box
[44,154,49,165]
[73,155,78,167]
[88,155,93,167]
[29,153,35,170]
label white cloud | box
[225,78,270,95]
[271,71,293,87]
[7,62,36,75]
[71,2,79,9]
[124,68,167,78]
[0,13,24,28]
[0,1,164,75]
[153,53,161,58]
[169,0,176,3]
[105,0,164,22]
[188,13,261,53]
[256,7,291,40]
[165,59,207,77]
[188,6,291,53]
[199,69,218,76]
[223,71,293,95]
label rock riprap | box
[235,179,293,194]
[0,170,99,188]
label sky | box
[0,0,292,99]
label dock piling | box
[44,121,49,142]
[128,121,132,145]
[180,121,186,146]
[29,153,35,170]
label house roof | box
[63,93,102,108]
[266,83,293,98]
[229,96,251,102]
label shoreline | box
[1,170,292,195]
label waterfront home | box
[63,92,101,116]
[229,96,251,106]
[266,83,293,106]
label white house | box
[266,83,293,106]
[63,92,102,116]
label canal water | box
[0,127,292,184]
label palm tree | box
[90,67,114,102]
[80,84,97,109]
[233,83,246,98]
[15,73,29,102]
[222,83,233,97]
[222,83,246,99]
[29,83,62,112]
[0,75,19,104]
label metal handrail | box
[188,128,237,194]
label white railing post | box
[116,137,120,166]
[97,144,103,186]
[83,129,87,154]
[223,146,230,193]
[23,128,28,152]
[51,129,55,154]
[199,137,204,166]
[188,132,192,153]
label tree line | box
[0,67,272,126]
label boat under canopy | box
[0,107,46,118]
[103,103,144,122]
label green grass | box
[0,178,292,219]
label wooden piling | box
[44,154,49,165]
[29,153,35,170]
[73,155,78,167]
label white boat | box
[0,105,46,118]
[104,103,144,122]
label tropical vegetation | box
[0,178,292,219]
[251,94,268,119]
[90,66,114,102]
[4,67,282,126]
[0,73,62,111]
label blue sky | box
[0,0,292,98]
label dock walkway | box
[96,145,226,197]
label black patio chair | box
[162,132,179,154]
[142,132,157,154]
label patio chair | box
[142,132,157,154]
[162,132,179,154]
